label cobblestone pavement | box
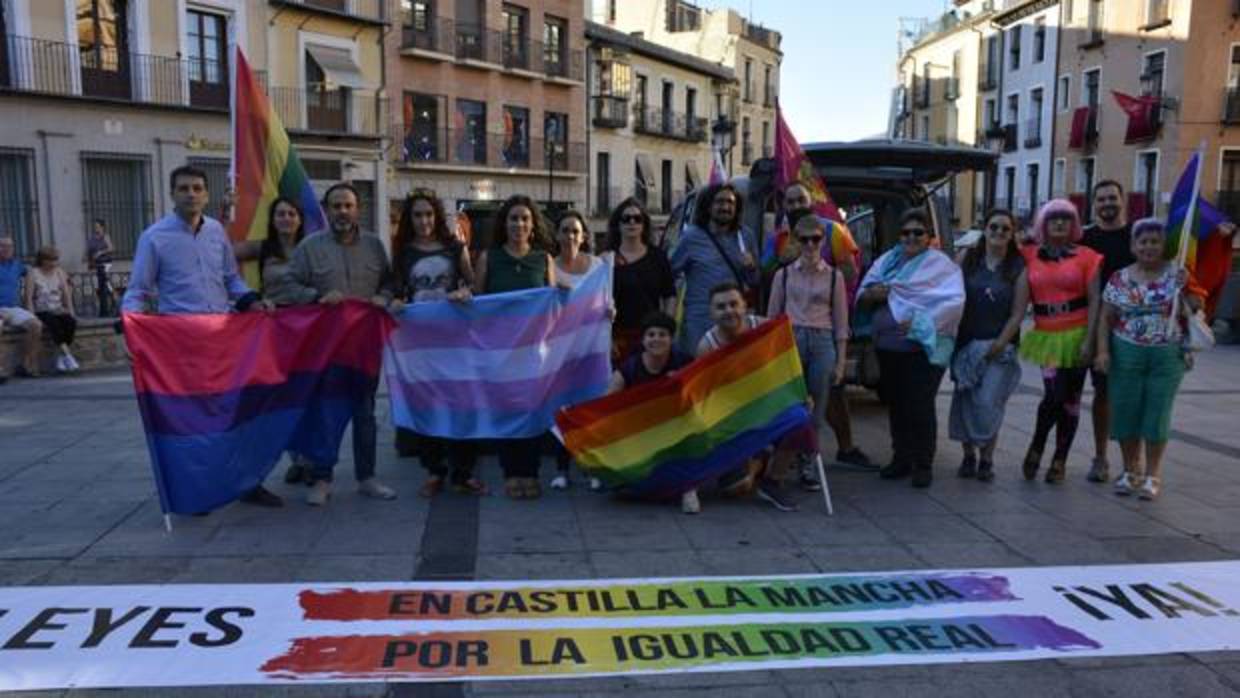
[4,347,1240,696]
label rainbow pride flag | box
[229,47,326,274]
[385,261,613,439]
[556,316,809,498]
[124,302,392,514]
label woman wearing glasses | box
[1017,199,1103,484]
[606,198,676,362]
[857,210,964,489]
[949,209,1028,482]
[767,215,850,492]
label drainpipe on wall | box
[35,130,72,249]
[584,40,593,222]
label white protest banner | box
[2,561,1240,690]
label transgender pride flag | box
[385,261,613,439]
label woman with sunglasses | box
[606,198,676,362]
[392,189,483,499]
[767,215,849,491]
[857,209,964,489]
[1017,199,1103,484]
[949,209,1028,482]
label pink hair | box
[1031,198,1084,245]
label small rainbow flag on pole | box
[229,47,326,277]
[556,316,809,499]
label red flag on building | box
[1112,91,1160,144]
[1068,107,1091,149]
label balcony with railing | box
[269,0,386,24]
[592,95,628,128]
[1001,123,1018,152]
[0,35,229,110]
[945,77,960,101]
[267,86,386,137]
[1023,118,1042,148]
[399,126,586,172]
[400,19,583,81]
[1224,87,1240,125]
[633,107,708,142]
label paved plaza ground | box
[4,347,1240,696]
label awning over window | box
[305,44,368,89]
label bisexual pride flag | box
[125,302,393,514]
[385,261,613,439]
[557,316,810,499]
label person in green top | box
[473,194,559,500]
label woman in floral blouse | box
[1094,218,1202,500]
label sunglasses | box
[620,214,643,224]
[799,235,824,244]
[901,228,929,237]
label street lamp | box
[545,119,562,212]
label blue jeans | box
[311,388,378,483]
[793,325,837,424]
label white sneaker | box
[589,477,602,491]
[1138,477,1161,501]
[1113,473,1135,497]
[54,355,68,373]
[681,489,701,514]
[65,353,80,372]
[550,474,569,490]
[358,478,397,500]
[306,481,331,506]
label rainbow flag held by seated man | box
[125,302,393,515]
[385,261,613,439]
[556,316,810,499]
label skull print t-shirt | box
[401,243,465,303]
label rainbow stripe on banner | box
[557,316,809,498]
[260,615,1097,681]
[124,302,392,514]
[385,261,613,439]
[229,47,326,282]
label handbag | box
[1186,310,1215,352]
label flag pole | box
[227,42,238,226]
[1168,142,1206,338]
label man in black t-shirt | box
[1079,179,1131,485]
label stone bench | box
[1,317,128,375]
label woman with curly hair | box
[1018,199,1103,484]
[474,194,558,499]
[392,189,483,498]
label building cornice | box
[584,21,736,82]
[993,0,1059,27]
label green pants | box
[1107,337,1185,443]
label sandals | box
[453,478,488,496]
[419,476,444,498]
[1045,459,1067,484]
[522,478,542,499]
[504,478,524,499]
